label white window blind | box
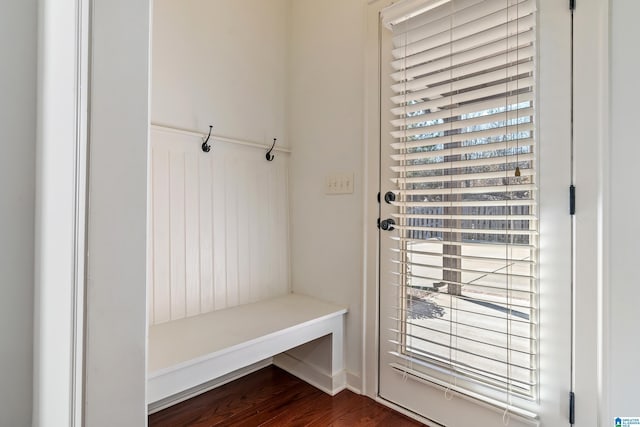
[383,0,538,410]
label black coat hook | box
[202,125,212,152]
[266,138,277,161]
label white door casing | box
[33,0,89,425]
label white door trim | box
[34,0,89,425]
[362,0,388,400]
[571,0,609,425]
[82,0,150,425]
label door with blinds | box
[376,0,572,425]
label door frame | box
[35,0,150,426]
[82,0,150,425]
[34,0,89,424]
[362,0,608,424]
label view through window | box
[386,0,538,404]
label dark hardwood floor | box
[149,366,424,426]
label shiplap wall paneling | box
[149,128,290,325]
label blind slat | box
[388,284,537,324]
[391,57,534,99]
[394,226,536,237]
[391,167,534,184]
[395,183,536,197]
[390,355,536,392]
[395,277,536,297]
[391,77,534,116]
[391,35,534,82]
[391,137,534,161]
[390,92,533,126]
[393,335,534,372]
[398,328,535,357]
[391,0,533,44]
[391,69,533,107]
[392,9,535,61]
[392,201,535,210]
[391,27,534,71]
[390,151,535,173]
[390,315,536,341]
[392,214,537,221]
[389,235,536,248]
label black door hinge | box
[570,185,576,215]
[569,0,576,10]
[569,391,576,424]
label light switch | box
[325,173,354,195]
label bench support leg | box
[329,316,345,378]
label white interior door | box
[376,0,573,425]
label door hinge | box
[569,0,576,10]
[570,185,576,215]
[569,391,576,424]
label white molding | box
[71,0,90,425]
[346,371,362,394]
[273,353,347,396]
[362,0,385,400]
[150,123,291,153]
[374,396,444,427]
[147,359,273,414]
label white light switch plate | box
[325,173,354,194]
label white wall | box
[83,0,149,425]
[608,0,640,420]
[152,0,289,148]
[0,1,36,425]
[288,0,366,389]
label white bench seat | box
[147,293,347,405]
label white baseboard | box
[346,371,362,394]
[147,358,273,414]
[273,352,347,396]
[375,396,445,427]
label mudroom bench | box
[147,293,347,410]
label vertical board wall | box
[149,127,290,325]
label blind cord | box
[445,0,457,398]
[401,17,410,383]
[504,1,513,424]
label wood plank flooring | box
[148,366,424,426]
